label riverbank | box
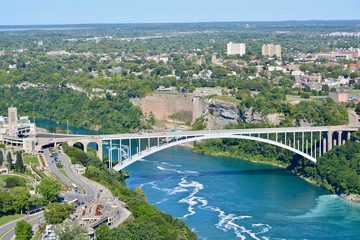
[340,194,360,204]
[192,147,288,168]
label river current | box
[126,147,360,240]
[35,119,360,239]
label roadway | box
[36,133,86,139]
[101,125,360,140]
[42,148,97,203]
[0,149,97,240]
[0,211,44,240]
[37,125,360,142]
[42,149,75,190]
[348,109,360,125]
[56,148,96,203]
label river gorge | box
[36,119,360,239]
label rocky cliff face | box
[202,99,285,129]
[131,93,289,129]
[130,93,194,120]
[204,99,240,129]
[239,106,265,124]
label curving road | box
[0,148,97,240]
[55,148,96,203]
[348,109,359,126]
[0,211,44,240]
[43,149,75,190]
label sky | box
[1,0,359,25]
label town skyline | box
[1,0,360,25]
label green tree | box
[0,191,14,215]
[356,102,360,116]
[148,111,156,125]
[351,129,360,142]
[211,67,228,78]
[7,152,13,171]
[54,221,87,240]
[0,151,3,165]
[5,176,26,188]
[321,84,330,92]
[192,116,206,130]
[11,187,31,214]
[44,203,74,224]
[15,220,32,240]
[15,152,25,173]
[37,177,61,203]
[47,127,56,133]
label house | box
[0,165,9,174]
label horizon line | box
[1,19,360,27]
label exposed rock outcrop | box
[203,99,240,129]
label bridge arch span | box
[113,134,317,171]
[72,142,85,151]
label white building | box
[8,107,18,137]
[227,42,246,56]
[1,107,36,153]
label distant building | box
[328,91,348,103]
[314,49,359,61]
[8,107,18,137]
[227,42,246,56]
[315,52,353,60]
[262,44,282,58]
[0,106,36,153]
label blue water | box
[33,118,100,135]
[126,147,360,240]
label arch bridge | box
[36,125,359,171]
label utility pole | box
[67,120,69,134]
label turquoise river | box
[36,119,360,239]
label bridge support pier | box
[97,140,103,161]
[328,131,333,151]
[338,131,342,146]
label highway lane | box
[42,149,75,190]
[0,211,44,240]
[42,148,97,202]
[56,148,96,202]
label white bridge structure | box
[35,125,359,171]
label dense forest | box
[293,133,360,194]
[235,87,349,126]
[0,87,143,133]
[63,144,197,240]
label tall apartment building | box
[227,42,246,56]
[262,44,282,58]
[8,106,18,137]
